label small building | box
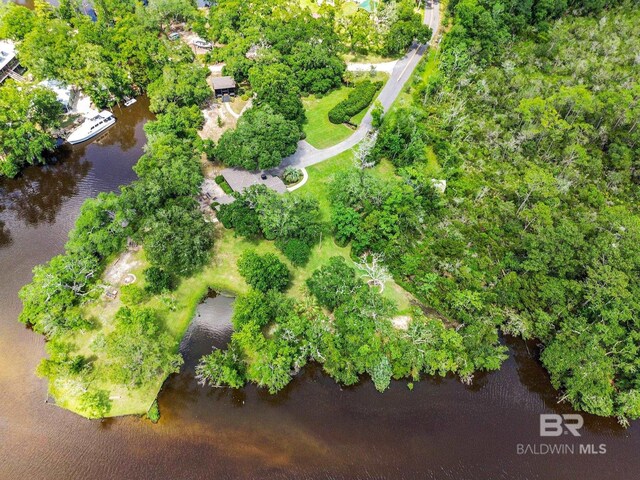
[220,167,287,195]
[0,40,20,84]
[211,76,237,98]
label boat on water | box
[67,110,116,145]
[123,97,137,107]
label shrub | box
[144,266,174,294]
[371,100,384,129]
[306,257,364,311]
[214,175,234,193]
[147,400,161,423]
[278,238,311,266]
[120,284,147,305]
[328,80,382,124]
[79,389,112,418]
[237,251,290,292]
[202,139,216,159]
[282,166,303,185]
[219,180,233,194]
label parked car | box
[168,32,180,41]
[193,39,213,50]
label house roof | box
[211,76,236,90]
[221,167,287,194]
[0,40,16,71]
[39,80,74,106]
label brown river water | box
[1,68,640,480]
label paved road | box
[273,0,441,173]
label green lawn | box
[303,88,355,149]
[343,52,397,64]
[303,72,389,149]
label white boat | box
[123,97,137,107]
[67,111,116,145]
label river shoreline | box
[1,17,639,480]
[1,104,638,476]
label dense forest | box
[372,0,640,422]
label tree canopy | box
[238,251,290,293]
[214,106,300,170]
[370,0,640,422]
[104,307,183,387]
[148,63,210,113]
[0,82,63,178]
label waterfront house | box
[0,40,20,84]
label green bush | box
[238,251,290,292]
[120,284,147,305]
[79,389,112,418]
[328,80,382,124]
[202,139,216,159]
[278,238,311,266]
[147,400,160,423]
[282,166,303,185]
[219,180,233,194]
[214,175,234,194]
[144,266,174,294]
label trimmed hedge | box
[219,180,233,194]
[215,175,234,194]
[328,80,383,125]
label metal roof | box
[211,76,236,90]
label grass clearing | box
[292,150,412,311]
[343,52,397,64]
[303,88,354,149]
[303,72,389,149]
